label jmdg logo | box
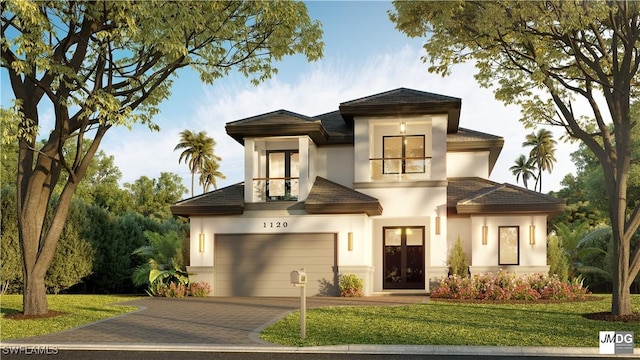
[600,331,634,354]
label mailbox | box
[290,269,307,285]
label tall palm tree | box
[174,130,220,197]
[509,154,537,190]
[199,157,225,193]
[523,129,557,192]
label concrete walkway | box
[3,296,638,357]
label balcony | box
[252,177,299,201]
[370,157,432,181]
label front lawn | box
[0,295,140,340]
[260,295,640,347]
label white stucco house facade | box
[171,88,565,297]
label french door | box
[383,226,425,289]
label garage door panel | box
[214,233,337,297]
[216,240,334,251]
[215,255,335,267]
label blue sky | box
[2,1,578,196]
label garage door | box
[214,233,337,297]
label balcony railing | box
[252,177,299,201]
[369,157,432,181]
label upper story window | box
[266,150,299,201]
[383,135,425,174]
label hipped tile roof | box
[171,177,382,217]
[447,178,565,215]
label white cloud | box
[102,44,578,197]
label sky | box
[3,1,580,198]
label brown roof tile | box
[170,183,244,216]
[447,178,565,215]
[305,177,383,216]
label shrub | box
[447,236,470,277]
[156,282,188,298]
[431,269,590,301]
[189,281,211,297]
[339,273,364,297]
[547,234,569,282]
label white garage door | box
[214,233,337,296]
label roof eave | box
[226,123,329,145]
[455,203,566,215]
[170,205,244,217]
[305,203,383,216]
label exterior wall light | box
[435,216,441,235]
[482,225,488,245]
[199,233,205,253]
[529,225,536,245]
[399,122,406,134]
[348,232,354,251]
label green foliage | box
[547,233,570,282]
[391,0,640,314]
[509,154,536,190]
[447,236,469,277]
[124,172,187,219]
[174,130,224,197]
[2,0,323,314]
[339,274,364,297]
[45,200,94,294]
[522,129,557,192]
[132,231,189,296]
[0,187,22,294]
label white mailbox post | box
[290,268,307,339]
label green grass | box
[260,295,640,347]
[0,295,140,340]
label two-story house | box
[171,88,565,297]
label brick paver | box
[11,296,427,346]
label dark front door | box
[383,227,425,289]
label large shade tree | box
[1,0,323,315]
[390,1,639,315]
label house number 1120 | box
[264,221,288,228]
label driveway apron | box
[9,296,427,346]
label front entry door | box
[383,227,425,289]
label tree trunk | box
[23,271,48,315]
[611,227,632,315]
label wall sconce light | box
[348,232,353,251]
[399,122,406,134]
[435,216,441,235]
[482,225,488,245]
[529,225,536,245]
[199,233,205,253]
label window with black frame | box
[266,150,299,200]
[382,135,425,174]
[499,226,520,265]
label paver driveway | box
[10,296,427,346]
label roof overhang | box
[226,122,329,145]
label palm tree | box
[174,130,221,197]
[523,129,557,192]
[509,154,537,190]
[199,158,225,193]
